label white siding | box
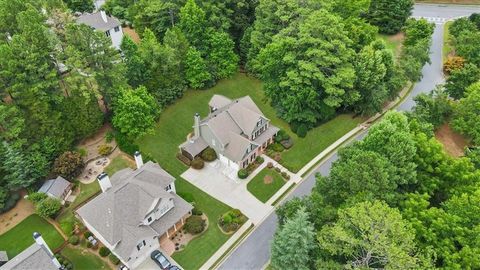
[126,237,159,269]
[110,26,123,49]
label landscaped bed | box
[247,168,288,203]
[0,214,64,258]
[138,73,364,269]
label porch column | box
[181,218,185,225]
[166,231,170,238]
[174,224,177,231]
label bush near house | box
[192,207,203,216]
[109,254,121,265]
[269,143,285,152]
[184,215,206,234]
[176,153,191,166]
[99,246,111,257]
[35,197,62,218]
[200,147,217,161]
[255,156,264,164]
[191,157,205,169]
[237,169,248,179]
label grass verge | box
[61,245,110,270]
[0,214,64,258]
[247,168,287,203]
[443,21,454,60]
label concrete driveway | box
[181,161,273,224]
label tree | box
[275,197,307,226]
[360,111,417,185]
[185,47,212,88]
[449,17,477,38]
[318,200,422,269]
[445,63,480,99]
[403,18,435,46]
[206,31,238,79]
[131,0,182,38]
[353,40,393,115]
[53,151,84,180]
[179,0,208,51]
[120,36,150,88]
[271,208,315,270]
[112,86,159,139]
[366,0,414,34]
[410,86,452,128]
[443,56,465,75]
[452,82,480,144]
[257,9,356,125]
[456,30,480,66]
[63,0,94,12]
[36,197,62,218]
[343,17,378,52]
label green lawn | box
[0,214,64,258]
[444,21,454,60]
[247,168,287,203]
[138,73,362,268]
[61,245,110,270]
[104,155,134,175]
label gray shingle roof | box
[0,244,57,270]
[0,251,7,262]
[76,12,121,31]
[77,161,192,261]
[38,176,71,199]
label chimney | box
[194,113,200,138]
[97,172,112,193]
[33,232,62,269]
[100,10,108,23]
[134,151,144,169]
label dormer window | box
[147,216,153,223]
[165,184,172,192]
[257,119,262,127]
[136,240,146,251]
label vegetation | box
[184,215,206,234]
[97,144,113,156]
[237,169,248,179]
[218,209,247,233]
[99,246,111,257]
[191,157,205,170]
[53,151,84,180]
[247,168,287,203]
[366,0,414,34]
[61,245,110,270]
[0,214,64,258]
[200,147,217,162]
[35,197,62,218]
[68,235,79,245]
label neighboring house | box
[0,232,62,270]
[38,176,72,204]
[94,0,105,11]
[76,11,123,49]
[0,252,7,267]
[180,95,279,172]
[77,152,193,269]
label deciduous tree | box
[185,47,212,89]
[366,0,414,34]
[452,82,480,144]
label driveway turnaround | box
[218,4,480,270]
[181,161,273,224]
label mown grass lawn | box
[104,154,135,176]
[61,245,110,270]
[0,214,64,258]
[247,168,287,203]
[443,21,454,60]
[137,73,362,269]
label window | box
[257,119,262,127]
[147,217,152,223]
[165,184,171,192]
[114,26,120,32]
[136,240,146,251]
[105,30,110,37]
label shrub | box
[114,131,139,156]
[296,124,308,138]
[219,209,246,232]
[274,153,281,162]
[99,247,111,257]
[83,231,93,239]
[184,215,206,234]
[53,151,84,180]
[443,56,465,74]
[36,197,62,218]
[109,254,120,265]
[77,148,87,157]
[105,131,114,143]
[275,167,281,173]
[280,138,293,149]
[237,169,249,179]
[192,207,203,216]
[86,241,93,248]
[269,143,284,152]
[176,153,191,166]
[28,192,47,203]
[97,144,113,156]
[267,162,273,169]
[281,171,289,179]
[200,147,217,161]
[191,157,204,169]
[255,156,264,164]
[178,192,195,203]
[68,235,79,245]
[275,129,290,142]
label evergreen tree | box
[206,31,238,79]
[179,0,208,51]
[367,0,414,34]
[445,63,480,99]
[63,0,94,12]
[452,82,480,144]
[271,208,315,270]
[120,36,150,88]
[185,47,212,89]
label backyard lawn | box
[61,245,111,270]
[138,73,363,269]
[0,214,64,258]
[104,154,135,176]
[247,168,287,203]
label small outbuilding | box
[0,251,8,267]
[38,176,72,204]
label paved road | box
[218,4,480,270]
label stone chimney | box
[33,232,62,269]
[194,113,200,139]
[97,172,112,193]
[134,151,144,169]
[100,10,108,23]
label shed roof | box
[38,176,71,199]
[0,244,57,270]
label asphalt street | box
[218,4,480,270]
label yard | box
[104,154,135,176]
[61,245,110,270]
[247,168,287,203]
[0,214,64,258]
[443,21,454,60]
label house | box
[0,251,7,267]
[0,232,62,270]
[38,176,72,204]
[76,152,193,269]
[180,95,279,172]
[76,11,123,49]
[94,0,105,10]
